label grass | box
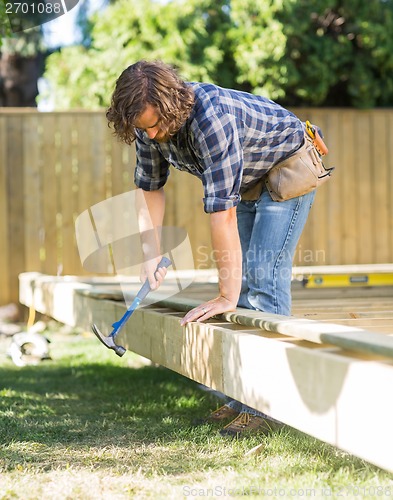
[0,324,392,499]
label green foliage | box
[0,1,46,53]
[231,0,393,107]
[42,0,237,109]
[0,0,12,41]
[42,0,393,109]
[1,28,44,56]
[230,0,287,99]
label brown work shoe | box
[219,412,278,438]
[192,404,239,426]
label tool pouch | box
[241,180,264,201]
[265,132,334,202]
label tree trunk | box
[0,53,43,107]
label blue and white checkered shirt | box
[134,82,305,213]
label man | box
[106,60,317,436]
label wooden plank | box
[41,114,59,274]
[171,169,207,270]
[314,109,333,265]
[103,136,133,275]
[115,285,393,359]
[0,115,10,305]
[133,292,393,358]
[388,112,393,262]
[220,323,393,472]
[76,113,93,214]
[294,303,393,314]
[315,317,393,329]
[108,137,124,197]
[110,139,135,197]
[91,114,107,205]
[7,115,25,303]
[58,113,78,275]
[162,166,176,231]
[222,311,393,359]
[23,114,42,272]
[340,110,357,263]
[18,272,393,473]
[371,111,390,263]
[324,110,342,264]
[355,111,373,263]
[21,271,393,358]
[293,311,393,321]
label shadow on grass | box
[0,353,226,473]
[0,335,384,478]
[0,361,210,444]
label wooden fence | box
[1,108,392,305]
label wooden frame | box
[19,272,393,473]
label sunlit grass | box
[0,327,392,499]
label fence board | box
[76,114,94,215]
[390,113,393,261]
[109,137,124,196]
[41,114,59,274]
[0,108,392,305]
[372,111,390,263]
[325,110,342,264]
[356,111,373,263]
[58,114,77,274]
[7,115,25,303]
[0,116,10,304]
[23,114,42,273]
[91,113,107,206]
[341,110,357,264]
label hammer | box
[91,256,172,356]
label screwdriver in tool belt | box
[305,120,329,155]
[305,120,315,139]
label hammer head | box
[91,324,127,357]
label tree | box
[42,0,393,109]
[0,27,45,106]
[0,2,12,43]
[0,1,48,107]
[41,0,237,109]
[231,0,393,107]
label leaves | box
[42,0,393,109]
[0,0,12,40]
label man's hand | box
[181,206,242,326]
[140,256,168,290]
[136,188,167,290]
[180,295,237,326]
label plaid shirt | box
[134,82,304,213]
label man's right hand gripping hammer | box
[91,256,172,356]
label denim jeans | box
[236,187,315,316]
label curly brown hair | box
[106,60,195,145]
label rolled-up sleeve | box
[193,112,243,213]
[134,134,170,191]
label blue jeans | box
[236,187,315,316]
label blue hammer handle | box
[111,256,172,338]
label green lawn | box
[0,325,392,499]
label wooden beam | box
[19,272,393,473]
[145,293,393,360]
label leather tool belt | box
[242,122,334,202]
